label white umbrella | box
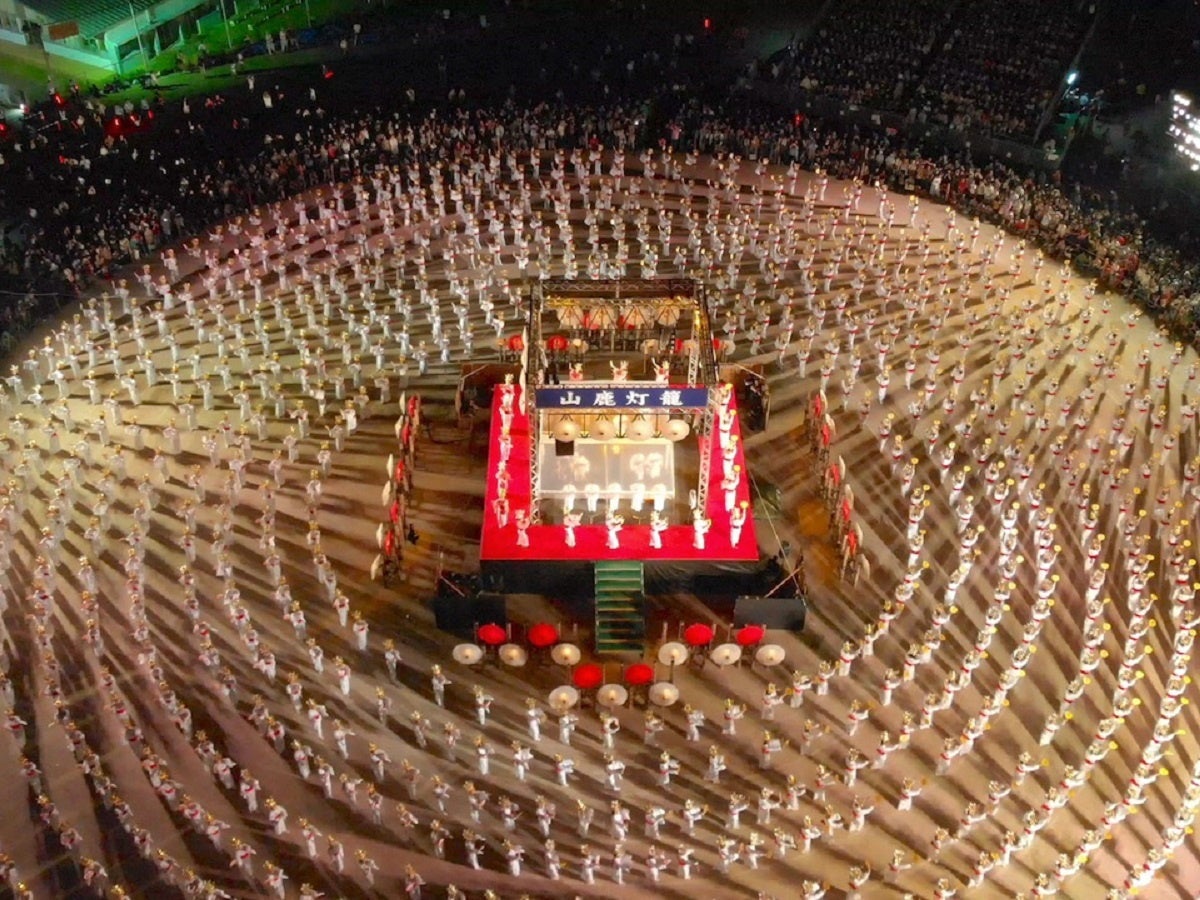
[549,685,580,711]
[552,416,580,442]
[664,418,691,441]
[710,643,743,667]
[552,643,582,666]
[587,305,617,329]
[657,642,689,666]
[597,684,629,708]
[499,644,528,667]
[623,305,652,328]
[452,643,484,665]
[656,304,681,326]
[556,304,585,329]
[648,682,680,706]
[755,644,786,667]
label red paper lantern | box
[546,335,568,352]
[623,663,654,686]
[735,625,765,647]
[477,623,507,646]
[573,663,604,689]
[684,623,715,647]
[508,334,525,351]
[528,623,559,648]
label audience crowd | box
[778,0,1091,142]
[4,41,1195,348]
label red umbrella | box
[623,663,654,686]
[528,622,559,649]
[546,334,569,352]
[508,334,525,351]
[573,663,604,689]
[684,623,715,647]
[477,623,507,646]
[736,624,765,647]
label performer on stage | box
[563,510,582,547]
[605,509,624,550]
[649,510,669,549]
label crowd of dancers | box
[0,97,1198,900]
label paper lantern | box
[552,415,579,442]
[591,416,616,440]
[664,418,690,441]
[625,415,653,440]
[683,623,715,647]
[477,623,507,646]
[736,624,765,647]
[573,663,604,690]
[623,663,654,686]
[528,623,559,648]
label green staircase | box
[593,561,646,655]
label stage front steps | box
[594,561,646,655]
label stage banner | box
[536,386,709,410]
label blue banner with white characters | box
[535,386,710,410]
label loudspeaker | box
[555,439,575,457]
[734,594,807,632]
[431,592,508,638]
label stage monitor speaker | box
[734,594,807,632]
[555,439,575,457]
[431,592,508,638]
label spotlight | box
[1169,93,1200,172]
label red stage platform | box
[480,387,758,563]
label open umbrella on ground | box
[710,643,742,668]
[649,682,680,707]
[499,644,528,667]
[453,643,484,666]
[552,643,582,666]
[597,684,629,707]
[549,685,580,711]
[755,644,786,666]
